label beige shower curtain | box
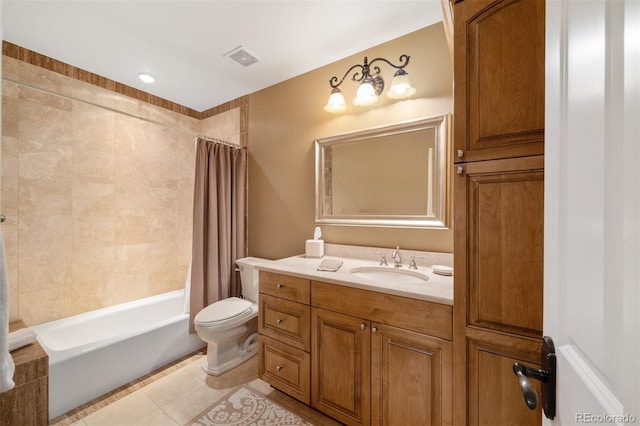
[189,137,246,333]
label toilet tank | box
[235,257,272,303]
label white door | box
[544,0,640,423]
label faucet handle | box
[409,255,426,270]
[373,251,388,266]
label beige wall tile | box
[2,56,20,80]
[1,136,19,216]
[2,81,19,138]
[18,61,75,98]
[71,79,116,111]
[199,108,241,145]
[3,57,208,324]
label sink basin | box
[349,266,430,285]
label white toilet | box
[194,256,271,376]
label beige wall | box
[0,56,237,325]
[247,24,454,260]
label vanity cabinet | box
[258,271,453,426]
[453,0,546,424]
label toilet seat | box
[195,297,257,329]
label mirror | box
[315,114,450,229]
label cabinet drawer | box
[312,281,453,341]
[259,335,310,404]
[259,294,311,351]
[260,271,310,304]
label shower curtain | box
[189,137,246,333]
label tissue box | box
[305,239,324,258]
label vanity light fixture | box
[323,54,415,113]
[138,72,155,84]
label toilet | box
[194,256,271,376]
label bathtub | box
[30,289,205,419]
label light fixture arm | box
[328,54,411,89]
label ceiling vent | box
[224,46,260,68]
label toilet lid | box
[195,297,254,325]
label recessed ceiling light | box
[138,73,155,83]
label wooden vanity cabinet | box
[453,0,546,424]
[258,271,454,426]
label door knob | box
[512,336,556,419]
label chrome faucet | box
[391,246,402,268]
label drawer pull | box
[276,365,283,371]
[277,284,283,289]
[276,318,283,325]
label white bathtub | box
[31,289,205,419]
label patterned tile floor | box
[50,350,339,426]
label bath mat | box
[189,385,315,426]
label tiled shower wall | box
[1,55,240,325]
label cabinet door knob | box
[276,284,283,289]
[456,165,465,175]
[457,149,464,158]
[276,365,283,371]
[360,323,366,330]
[372,327,377,334]
[276,318,283,325]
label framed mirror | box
[315,114,450,229]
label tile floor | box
[51,350,340,426]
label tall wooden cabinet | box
[452,0,545,424]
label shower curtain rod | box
[3,76,240,147]
[196,136,245,149]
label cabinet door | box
[454,0,545,163]
[371,324,452,426]
[456,156,544,338]
[466,329,542,426]
[453,156,544,424]
[312,308,370,426]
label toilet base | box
[201,345,257,376]
[201,331,259,376]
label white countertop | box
[258,255,453,306]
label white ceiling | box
[2,1,444,112]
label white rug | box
[190,386,314,426]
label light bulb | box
[387,70,416,100]
[353,81,378,106]
[324,89,347,113]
